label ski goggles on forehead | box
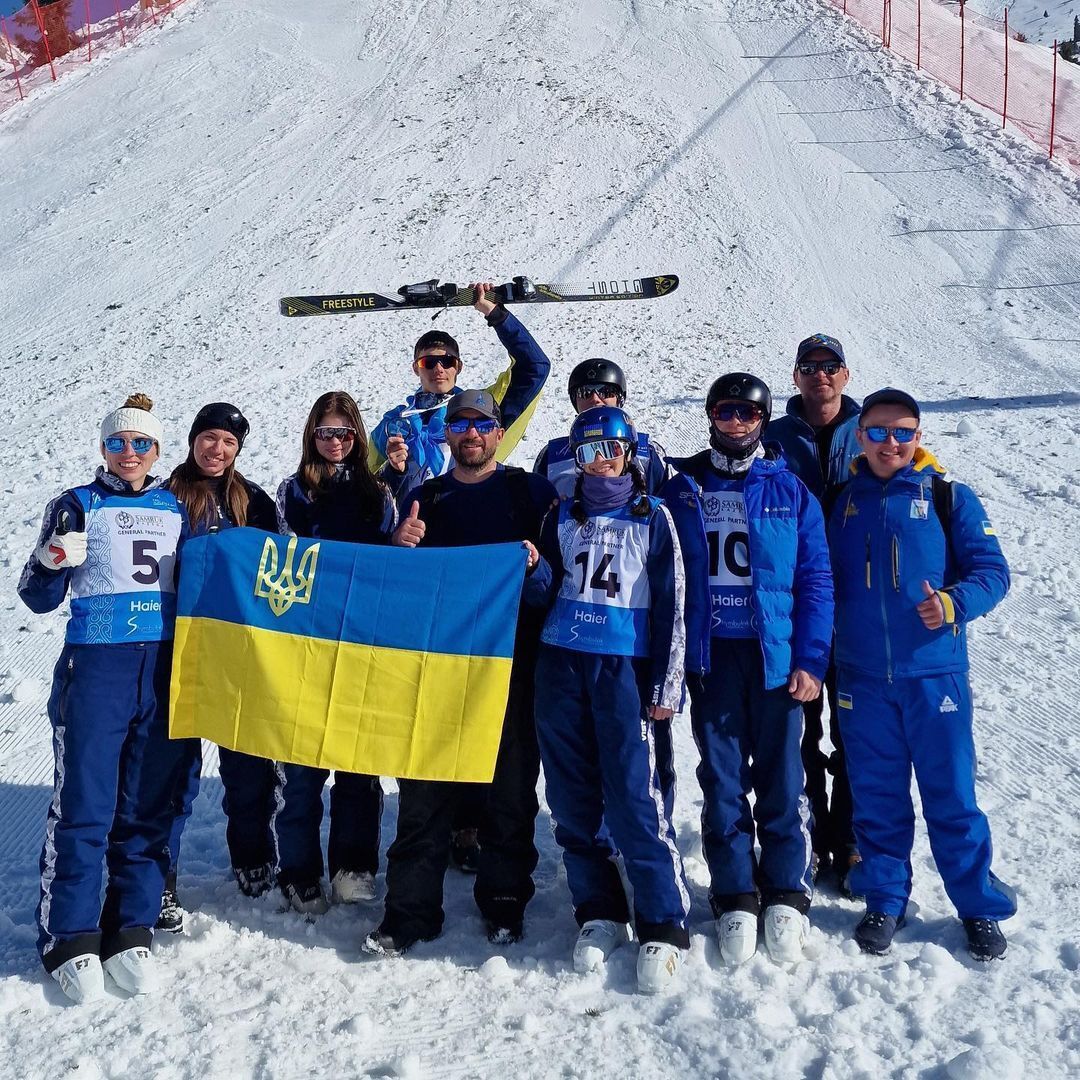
[574,384,623,403]
[862,425,918,443]
[103,436,155,454]
[710,402,763,422]
[418,354,458,370]
[574,438,629,466]
[796,359,845,376]
[446,417,499,435]
[314,426,357,441]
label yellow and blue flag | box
[169,528,526,783]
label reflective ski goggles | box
[862,425,918,443]
[103,436,155,455]
[446,417,499,435]
[417,354,459,370]
[796,359,845,376]
[314,426,357,441]
[709,402,764,423]
[574,438,629,466]
[574,384,624,404]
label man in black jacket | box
[363,391,559,954]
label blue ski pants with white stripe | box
[534,646,690,947]
[37,642,195,971]
[688,638,813,914]
[837,668,1016,921]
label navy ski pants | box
[37,642,194,971]
[837,668,1016,921]
[534,646,690,947]
[272,765,382,886]
[688,638,813,915]
[166,744,279,875]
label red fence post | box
[1049,41,1058,158]
[960,1,966,100]
[30,0,58,82]
[115,0,127,46]
[1002,9,1009,128]
[85,0,92,62]
[2,15,26,101]
[917,0,922,68]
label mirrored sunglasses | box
[574,439,628,466]
[446,418,499,435]
[862,425,918,444]
[104,436,155,455]
[574,384,623,403]
[418,354,458,370]
[796,360,845,376]
[710,403,763,423]
[314,426,357,441]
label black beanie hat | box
[188,402,250,450]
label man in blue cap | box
[766,334,861,894]
[826,387,1015,960]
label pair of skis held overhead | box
[278,275,679,317]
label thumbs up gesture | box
[916,579,946,630]
[36,510,88,570]
[392,501,426,548]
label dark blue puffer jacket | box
[765,394,862,498]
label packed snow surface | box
[1,0,1079,1077]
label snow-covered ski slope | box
[2,0,1079,1076]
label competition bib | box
[68,487,184,644]
[701,481,755,638]
[541,501,654,657]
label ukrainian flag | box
[169,528,526,782]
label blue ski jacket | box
[370,307,551,505]
[171,475,277,538]
[827,449,1009,678]
[765,394,862,498]
[276,466,397,544]
[662,450,834,687]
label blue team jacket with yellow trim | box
[826,448,1009,679]
[662,451,834,687]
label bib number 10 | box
[574,550,621,599]
[707,530,751,578]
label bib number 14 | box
[574,550,621,599]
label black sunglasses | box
[418,354,458,370]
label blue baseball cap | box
[796,333,846,366]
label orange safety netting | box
[1,0,187,111]
[826,0,1079,169]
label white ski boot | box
[103,946,160,994]
[331,870,377,904]
[573,919,629,973]
[636,941,685,994]
[51,954,105,1004]
[763,905,808,964]
[717,910,759,965]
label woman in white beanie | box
[17,392,194,1004]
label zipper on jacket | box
[879,490,893,682]
[891,536,900,591]
[864,535,871,589]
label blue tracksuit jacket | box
[662,450,834,687]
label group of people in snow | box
[20,285,1015,1004]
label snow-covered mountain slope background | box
[2,0,1079,1076]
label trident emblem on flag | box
[254,535,320,617]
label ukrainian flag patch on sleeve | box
[982,520,996,536]
[838,692,853,710]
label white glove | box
[36,527,87,570]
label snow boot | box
[103,946,159,995]
[854,911,905,955]
[573,919,629,973]
[51,954,105,1004]
[449,828,481,874]
[281,879,329,916]
[155,874,184,934]
[963,919,1007,962]
[361,929,414,958]
[717,910,759,965]
[636,941,685,994]
[331,870,377,904]
[234,864,273,898]
[763,904,808,964]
